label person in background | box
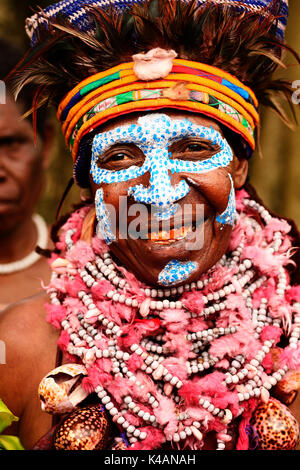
[0,38,54,311]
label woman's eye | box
[109,153,127,162]
[97,145,145,169]
[98,151,132,166]
[185,143,205,152]
[169,140,220,162]
[0,136,26,150]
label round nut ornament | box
[53,404,110,450]
[251,397,299,450]
[38,364,89,414]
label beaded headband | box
[57,57,259,186]
[26,0,289,46]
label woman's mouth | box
[138,210,207,246]
[150,223,195,244]
[123,202,211,251]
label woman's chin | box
[110,221,230,288]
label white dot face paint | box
[216,173,237,228]
[91,113,237,285]
[95,188,116,244]
[158,260,199,286]
[91,113,233,186]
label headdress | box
[12,0,295,187]
[58,58,259,170]
[26,0,289,45]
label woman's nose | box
[127,148,190,207]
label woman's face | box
[89,111,248,287]
[0,96,48,234]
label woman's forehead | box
[0,96,34,138]
[97,110,223,136]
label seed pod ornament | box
[251,398,300,450]
[53,404,111,450]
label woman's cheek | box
[182,168,234,216]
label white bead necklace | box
[0,214,48,275]
[46,198,300,450]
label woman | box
[1,0,300,451]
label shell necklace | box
[44,191,300,450]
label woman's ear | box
[233,156,248,189]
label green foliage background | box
[0,399,24,450]
[0,0,299,226]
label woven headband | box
[26,0,289,46]
[58,58,259,182]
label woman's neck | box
[0,216,37,264]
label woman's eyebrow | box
[93,133,147,156]
[93,123,225,157]
[169,136,221,147]
[95,142,146,163]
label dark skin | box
[0,293,58,448]
[0,96,53,310]
[0,111,299,450]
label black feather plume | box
[9,0,299,136]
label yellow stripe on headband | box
[58,59,258,117]
[63,79,257,145]
[62,73,138,134]
[61,68,258,131]
[57,62,134,119]
[58,58,259,164]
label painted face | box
[89,111,246,287]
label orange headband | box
[58,59,259,166]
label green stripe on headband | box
[80,71,121,97]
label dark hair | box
[0,37,49,136]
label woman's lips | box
[0,197,20,212]
[137,215,210,252]
[137,219,210,262]
[121,201,212,252]
[141,209,208,243]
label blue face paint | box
[91,113,233,186]
[158,260,198,286]
[95,188,116,244]
[91,112,235,214]
[91,113,237,282]
[216,174,237,228]
[152,203,180,221]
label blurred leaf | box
[0,400,19,434]
[0,435,24,450]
